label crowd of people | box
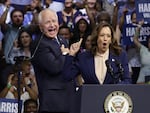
[0,0,150,113]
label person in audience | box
[0,28,34,92]
[0,8,38,64]
[133,20,150,84]
[63,22,131,84]
[118,0,135,32]
[24,99,38,113]
[23,0,43,25]
[58,24,73,46]
[0,0,16,52]
[0,9,26,92]
[0,59,38,113]
[44,0,65,12]
[79,0,101,29]
[9,28,33,64]
[96,11,111,25]
[71,15,92,49]
[57,0,82,31]
[21,60,38,95]
[0,9,24,64]
[84,35,92,51]
[30,8,74,113]
[0,0,14,24]
[0,62,38,102]
[0,8,38,90]
[126,11,141,84]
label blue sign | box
[135,0,150,23]
[0,98,22,113]
[122,23,150,45]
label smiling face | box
[97,26,112,54]
[38,9,59,38]
[24,102,38,113]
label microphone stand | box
[105,60,124,84]
[115,60,124,82]
[14,60,22,113]
[13,32,44,112]
[105,60,117,84]
[14,56,29,113]
[5,25,23,113]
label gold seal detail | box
[104,91,133,113]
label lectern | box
[73,84,150,113]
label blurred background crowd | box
[0,0,150,113]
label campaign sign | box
[0,98,22,113]
[122,23,150,45]
[135,0,150,23]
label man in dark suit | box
[30,9,73,113]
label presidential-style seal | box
[104,91,133,113]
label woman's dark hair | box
[90,22,122,55]
[96,11,111,24]
[71,18,92,48]
[24,99,38,107]
[17,28,32,48]
[74,18,91,33]
[131,10,136,20]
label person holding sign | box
[133,20,150,84]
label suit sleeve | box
[62,55,80,81]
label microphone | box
[105,60,114,78]
[115,60,124,77]
[105,59,123,84]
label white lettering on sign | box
[126,27,135,36]
[0,102,18,113]
[138,3,150,13]
[143,13,150,18]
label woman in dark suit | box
[63,22,131,84]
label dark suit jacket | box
[63,50,131,84]
[31,34,74,112]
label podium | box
[73,84,150,113]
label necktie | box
[56,37,61,45]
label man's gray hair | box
[38,8,58,24]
